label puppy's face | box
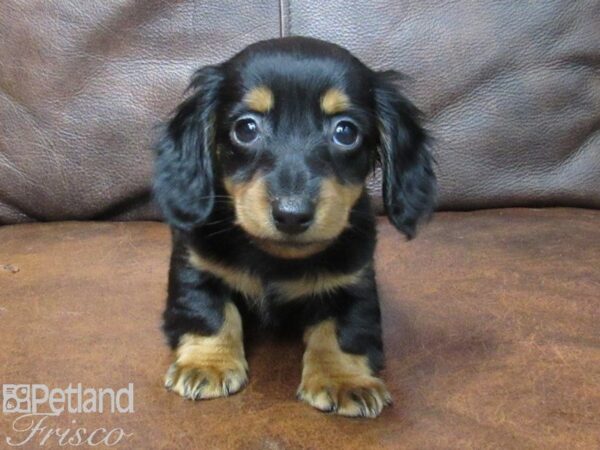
[216,42,378,255]
[155,37,436,257]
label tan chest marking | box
[273,267,366,301]
[189,248,366,302]
[188,249,264,298]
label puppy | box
[153,36,436,418]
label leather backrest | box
[0,0,280,223]
[284,0,600,210]
[1,1,598,223]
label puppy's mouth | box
[252,235,333,248]
[247,234,334,259]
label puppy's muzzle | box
[271,196,315,235]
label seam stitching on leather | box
[279,0,290,37]
[278,0,284,37]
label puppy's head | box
[154,37,436,256]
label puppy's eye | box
[332,120,361,149]
[233,117,259,145]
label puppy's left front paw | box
[298,320,392,418]
[297,373,392,418]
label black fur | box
[153,66,223,231]
[374,71,437,238]
[154,37,436,373]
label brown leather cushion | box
[1,209,598,448]
[1,1,599,224]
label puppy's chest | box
[188,249,364,303]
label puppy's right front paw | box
[164,303,248,400]
[165,359,248,400]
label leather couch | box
[1,1,598,448]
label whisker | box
[347,226,373,239]
[205,225,238,238]
[202,217,233,226]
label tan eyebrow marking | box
[243,85,274,113]
[320,88,350,114]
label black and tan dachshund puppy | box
[153,36,436,418]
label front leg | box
[297,270,391,418]
[163,240,248,400]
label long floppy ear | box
[374,71,437,239]
[153,66,223,231]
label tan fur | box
[188,248,263,299]
[224,175,363,259]
[253,240,329,259]
[297,320,391,418]
[274,267,366,300]
[312,178,364,242]
[223,175,275,241]
[243,85,274,113]
[321,88,350,114]
[165,303,248,399]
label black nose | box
[271,197,314,235]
